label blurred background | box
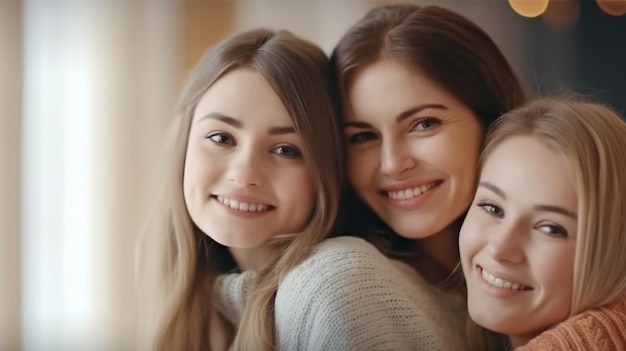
[1,0,624,350]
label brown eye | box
[347,131,378,144]
[411,117,442,131]
[208,132,234,145]
[478,202,504,218]
[538,225,568,238]
[274,145,302,158]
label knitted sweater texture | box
[214,236,467,351]
[516,297,626,351]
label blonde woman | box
[461,97,626,350]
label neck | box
[228,243,280,272]
[508,334,532,350]
[411,219,461,283]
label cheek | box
[536,247,576,295]
[285,171,317,228]
[182,150,196,192]
[301,176,316,206]
[287,168,316,202]
[420,134,480,179]
[451,145,480,178]
[347,149,377,187]
[535,251,575,324]
[446,146,480,206]
[458,209,483,263]
[183,149,207,188]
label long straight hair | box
[468,97,626,350]
[136,28,343,350]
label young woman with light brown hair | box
[135,28,345,350]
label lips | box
[480,267,532,291]
[382,180,442,200]
[214,195,272,212]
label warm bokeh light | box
[543,0,580,29]
[597,0,626,16]
[508,0,550,18]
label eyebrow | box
[479,181,577,219]
[268,126,296,135]
[534,205,577,219]
[343,103,447,129]
[479,181,506,199]
[197,112,295,135]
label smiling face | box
[344,59,483,240]
[183,67,315,254]
[460,135,577,348]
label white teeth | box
[481,268,528,291]
[229,200,239,209]
[216,196,268,212]
[388,182,437,200]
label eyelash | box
[537,224,568,238]
[477,201,504,218]
[410,117,442,131]
[477,201,570,238]
[208,132,234,145]
[346,131,378,144]
[273,145,302,158]
[206,132,302,158]
[345,116,443,144]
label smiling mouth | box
[480,267,533,291]
[383,180,442,200]
[214,195,273,212]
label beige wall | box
[182,2,235,76]
[0,1,22,350]
[19,2,181,349]
[233,0,374,54]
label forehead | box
[481,136,577,205]
[193,67,292,125]
[345,59,473,122]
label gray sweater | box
[214,236,467,350]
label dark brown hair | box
[331,4,526,252]
[332,4,524,127]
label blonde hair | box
[467,97,626,350]
[136,29,343,351]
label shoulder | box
[281,236,396,289]
[307,235,388,263]
[274,236,446,350]
[311,235,385,257]
[517,297,626,351]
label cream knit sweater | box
[516,297,626,351]
[214,236,467,350]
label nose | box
[487,220,525,264]
[226,149,265,187]
[380,138,416,178]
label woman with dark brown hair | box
[330,3,526,349]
